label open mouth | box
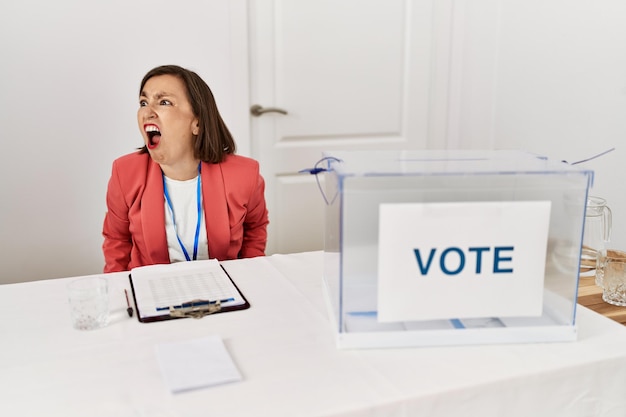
[145,124,161,149]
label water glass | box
[602,257,626,307]
[67,276,109,330]
[581,196,611,283]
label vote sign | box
[377,201,551,322]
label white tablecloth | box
[1,251,626,417]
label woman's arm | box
[102,161,132,272]
[240,171,269,258]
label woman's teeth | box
[145,125,161,149]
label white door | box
[249,0,439,254]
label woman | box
[102,65,269,273]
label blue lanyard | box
[162,163,202,261]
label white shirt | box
[163,175,209,262]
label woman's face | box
[137,74,199,167]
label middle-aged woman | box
[102,65,269,273]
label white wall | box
[494,1,626,253]
[0,0,249,283]
[444,0,626,250]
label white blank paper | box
[155,335,242,393]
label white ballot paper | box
[131,259,248,320]
[155,335,242,393]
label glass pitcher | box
[580,196,612,285]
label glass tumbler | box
[581,196,611,286]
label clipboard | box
[128,259,250,323]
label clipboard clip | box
[169,299,222,319]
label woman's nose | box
[139,105,157,120]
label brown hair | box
[138,65,236,163]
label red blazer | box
[102,152,269,272]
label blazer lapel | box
[142,160,170,264]
[201,162,230,260]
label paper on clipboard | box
[129,259,249,322]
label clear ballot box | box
[320,150,594,349]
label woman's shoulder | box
[110,151,154,186]
[208,154,263,191]
[218,154,260,174]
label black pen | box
[124,289,134,317]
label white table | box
[2,251,626,417]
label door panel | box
[249,0,436,254]
[277,1,405,140]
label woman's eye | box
[160,99,172,106]
[139,100,147,107]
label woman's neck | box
[160,159,201,181]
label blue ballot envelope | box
[320,150,593,349]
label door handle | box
[250,104,288,117]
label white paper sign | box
[377,201,551,322]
